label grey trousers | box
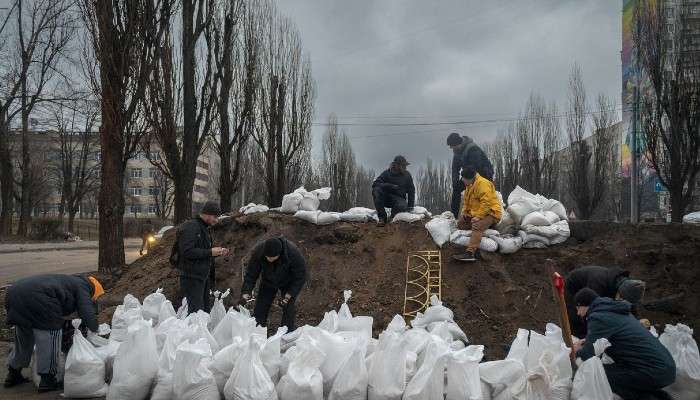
[8,326,62,376]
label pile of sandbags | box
[659,323,700,399]
[239,203,270,215]
[281,187,332,213]
[392,206,432,223]
[683,211,700,224]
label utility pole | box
[630,0,640,224]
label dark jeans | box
[451,178,463,217]
[179,276,211,314]
[373,186,408,222]
[565,287,587,339]
[604,364,675,400]
[254,286,297,332]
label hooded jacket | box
[576,297,676,386]
[176,216,214,281]
[241,237,307,298]
[5,274,99,332]
[372,166,416,208]
[462,173,502,219]
[565,266,629,300]
[451,136,494,183]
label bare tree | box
[354,166,375,209]
[417,158,451,214]
[635,2,700,222]
[319,113,357,211]
[50,98,100,232]
[81,0,163,274]
[150,168,174,220]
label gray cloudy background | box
[276,0,622,173]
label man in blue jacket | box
[573,288,675,400]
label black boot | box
[3,366,28,388]
[37,374,61,393]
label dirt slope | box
[98,213,700,360]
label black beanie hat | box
[200,201,221,216]
[446,132,463,146]
[461,165,476,179]
[264,238,283,257]
[575,288,599,307]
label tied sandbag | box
[411,295,454,328]
[187,310,220,354]
[276,338,325,400]
[107,320,159,400]
[571,339,614,400]
[142,288,166,325]
[336,290,374,339]
[87,332,121,380]
[176,297,189,319]
[211,337,246,394]
[159,299,176,324]
[683,211,700,224]
[659,324,700,399]
[151,324,198,400]
[110,294,143,342]
[339,207,378,223]
[213,308,264,349]
[240,203,270,215]
[172,338,219,400]
[493,235,523,254]
[368,330,409,400]
[293,210,341,225]
[63,319,109,398]
[427,320,469,343]
[479,359,527,399]
[403,339,450,400]
[209,289,231,332]
[328,345,369,400]
[425,214,457,247]
[446,345,484,400]
[543,210,561,224]
[224,337,278,400]
[521,211,551,227]
[281,189,305,213]
[261,327,289,384]
[392,212,425,223]
[543,198,568,221]
[507,187,542,225]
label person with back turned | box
[446,132,494,217]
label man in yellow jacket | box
[453,166,502,262]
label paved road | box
[0,249,140,286]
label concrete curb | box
[0,243,141,254]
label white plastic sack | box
[151,323,198,400]
[411,295,454,328]
[340,207,378,222]
[427,320,469,343]
[211,337,246,394]
[276,339,325,400]
[493,235,523,254]
[425,215,457,247]
[300,188,332,211]
[571,338,613,400]
[507,202,540,226]
[543,211,561,224]
[368,333,408,400]
[241,203,270,215]
[172,338,219,400]
[479,359,527,400]
[209,289,231,332]
[328,345,368,400]
[446,345,484,400]
[110,295,143,342]
[159,299,176,323]
[224,337,278,400]
[543,199,568,221]
[521,211,551,227]
[659,323,700,399]
[294,210,340,225]
[683,211,700,224]
[480,237,498,252]
[392,212,424,223]
[64,319,109,398]
[143,288,166,325]
[261,327,289,384]
[281,190,304,213]
[107,319,159,400]
[403,339,450,400]
[176,298,189,319]
[549,220,570,245]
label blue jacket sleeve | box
[76,289,99,333]
[576,314,613,360]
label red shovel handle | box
[553,272,565,296]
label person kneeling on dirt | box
[565,265,645,338]
[453,166,502,262]
[239,237,307,331]
[372,155,416,227]
[4,274,105,392]
[573,288,675,400]
[175,201,229,314]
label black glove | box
[238,294,251,307]
[277,295,291,308]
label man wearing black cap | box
[565,265,646,338]
[446,132,494,217]
[240,237,307,331]
[372,155,416,226]
[175,201,229,314]
[573,288,676,400]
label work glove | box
[238,294,251,307]
[277,294,292,308]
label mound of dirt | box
[98,213,700,360]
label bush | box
[31,218,63,241]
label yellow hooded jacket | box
[461,173,502,220]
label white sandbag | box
[368,332,408,400]
[549,220,570,245]
[543,199,568,221]
[241,203,270,215]
[317,212,341,225]
[329,345,368,400]
[340,207,378,222]
[281,190,304,213]
[336,291,373,339]
[159,299,176,323]
[493,235,523,254]
[522,224,559,239]
[151,324,198,400]
[300,192,320,211]
[88,332,121,379]
[172,338,219,400]
[209,289,231,332]
[427,320,469,343]
[425,215,457,247]
[520,231,551,246]
[543,211,561,224]
[64,319,109,398]
[411,206,432,217]
[495,210,516,233]
[294,210,320,224]
[176,297,189,319]
[276,339,325,400]
[507,197,541,226]
[446,345,484,400]
[411,295,454,328]
[392,212,424,223]
[521,211,551,227]
[107,319,159,400]
[213,308,261,349]
[301,327,356,395]
[507,186,537,206]
[189,310,220,354]
[142,288,166,325]
[211,337,246,394]
[484,229,501,237]
[659,323,700,399]
[261,327,288,384]
[224,337,278,400]
[479,359,526,400]
[480,237,498,252]
[571,338,613,400]
[403,339,450,400]
[450,230,471,245]
[110,294,143,342]
[683,211,700,224]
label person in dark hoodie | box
[372,155,416,226]
[239,237,307,331]
[565,265,646,338]
[4,274,105,392]
[573,288,675,400]
[446,132,494,217]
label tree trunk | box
[274,80,286,207]
[17,63,31,237]
[173,168,194,223]
[266,76,278,205]
[68,210,76,233]
[98,125,125,275]
[218,144,233,213]
[0,107,12,237]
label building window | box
[148,151,161,161]
[148,204,157,214]
[94,152,101,161]
[149,186,159,196]
[130,168,143,178]
[194,184,208,194]
[197,160,209,169]
[130,204,142,214]
[195,172,208,182]
[129,187,142,197]
[149,167,158,178]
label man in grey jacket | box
[447,132,494,217]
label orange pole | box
[546,259,574,350]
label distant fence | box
[9,217,171,240]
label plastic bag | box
[521,211,551,227]
[209,289,231,332]
[543,199,567,221]
[425,215,457,247]
[211,337,246,394]
[549,220,571,245]
[276,339,325,400]
[224,337,278,400]
[340,207,378,222]
[151,324,198,400]
[294,210,340,225]
[213,308,260,349]
[172,338,219,400]
[403,339,450,400]
[64,319,109,398]
[493,235,523,254]
[281,190,304,213]
[261,327,289,384]
[159,299,176,323]
[110,295,143,342]
[479,359,527,400]
[543,210,561,224]
[571,338,613,400]
[241,203,270,215]
[336,291,373,339]
[391,212,424,223]
[480,237,499,252]
[328,345,368,400]
[176,297,189,319]
[368,332,408,400]
[446,345,484,400]
[142,288,166,324]
[107,319,159,400]
[659,323,700,399]
[411,295,454,328]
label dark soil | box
[88,214,700,360]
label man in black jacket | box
[565,265,645,338]
[372,155,416,226]
[176,201,229,314]
[4,274,104,392]
[240,237,307,331]
[446,133,494,217]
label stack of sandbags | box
[338,207,378,223]
[281,187,332,213]
[449,229,500,253]
[294,210,341,225]
[499,186,570,248]
[392,206,432,223]
[239,203,270,215]
[659,324,700,399]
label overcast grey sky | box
[277,0,622,173]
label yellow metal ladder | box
[403,250,442,320]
